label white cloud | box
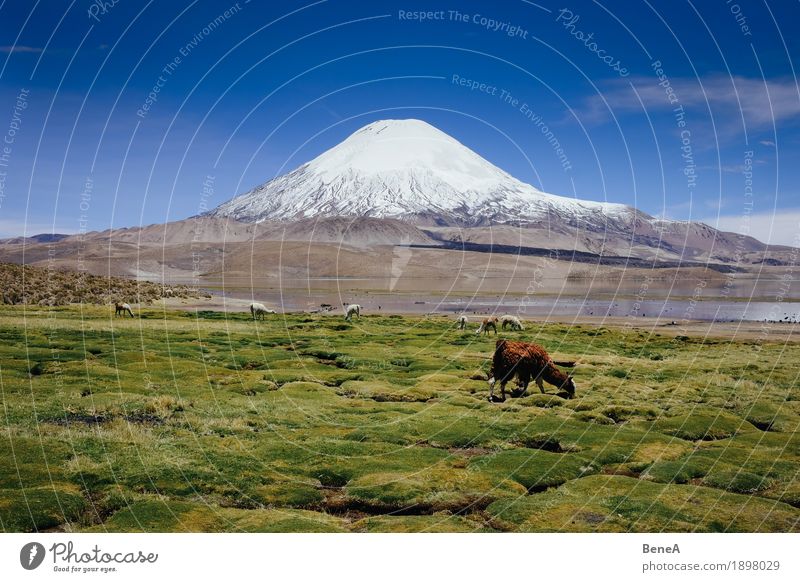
[699,209,800,247]
[0,45,42,53]
[584,75,800,131]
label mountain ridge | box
[2,120,795,271]
[210,118,640,228]
[204,118,796,263]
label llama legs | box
[510,370,530,397]
[488,379,507,402]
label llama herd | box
[246,304,573,402]
[471,315,524,335]
[113,299,575,402]
[247,302,362,321]
[458,314,575,401]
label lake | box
[201,275,800,323]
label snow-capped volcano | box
[4,119,790,271]
[210,119,642,227]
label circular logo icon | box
[20,542,46,570]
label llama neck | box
[543,363,569,387]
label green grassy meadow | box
[0,305,798,532]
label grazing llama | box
[499,314,524,331]
[250,302,275,320]
[344,304,362,321]
[475,317,498,336]
[457,315,469,330]
[114,302,134,318]
[488,339,575,402]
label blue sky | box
[0,0,798,244]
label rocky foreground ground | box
[0,263,210,306]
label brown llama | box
[114,302,134,318]
[488,339,575,402]
[476,316,498,336]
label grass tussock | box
[0,305,797,532]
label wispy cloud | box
[0,45,42,54]
[583,75,800,131]
[699,209,800,247]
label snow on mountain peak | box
[210,118,638,226]
[307,118,522,193]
